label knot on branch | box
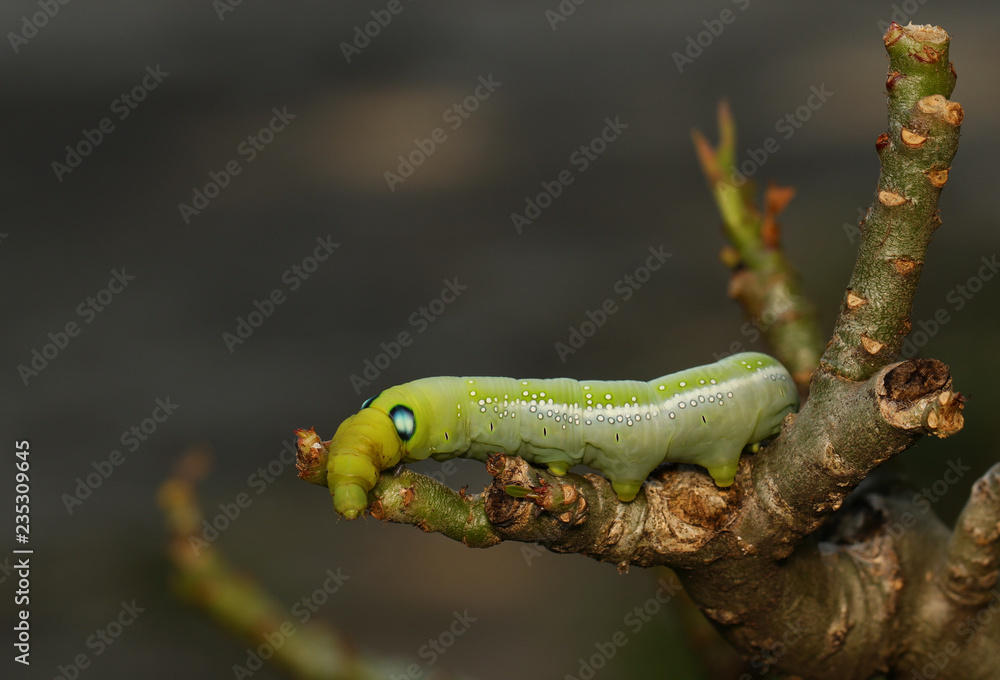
[295,427,328,485]
[484,453,742,568]
[877,359,964,436]
[484,454,590,528]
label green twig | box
[691,102,825,389]
[822,23,963,380]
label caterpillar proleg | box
[325,352,798,519]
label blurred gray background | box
[3,2,998,678]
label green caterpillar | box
[325,352,798,519]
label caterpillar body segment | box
[326,352,798,519]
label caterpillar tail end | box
[611,480,642,502]
[707,464,737,488]
[326,409,404,520]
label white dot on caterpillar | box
[586,420,592,425]
[710,379,717,384]
[679,402,686,409]
[728,392,734,398]
[480,407,486,413]
[699,379,706,384]
[470,390,477,396]
[658,385,665,391]
[529,405,537,413]
[698,396,705,402]
[522,390,529,397]
[689,400,697,407]
[597,415,605,422]
[478,399,485,405]
[617,416,624,423]
[708,396,715,402]
[537,414,543,420]
[669,412,676,419]
[605,393,612,400]
[546,410,553,417]
[679,381,687,387]
[468,380,475,384]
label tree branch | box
[822,23,963,381]
[297,21,996,680]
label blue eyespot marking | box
[361,393,380,409]
[390,405,416,441]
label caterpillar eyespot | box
[325,352,799,519]
[389,405,415,441]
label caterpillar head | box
[328,388,434,519]
[327,406,405,519]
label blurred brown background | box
[3,2,998,678]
